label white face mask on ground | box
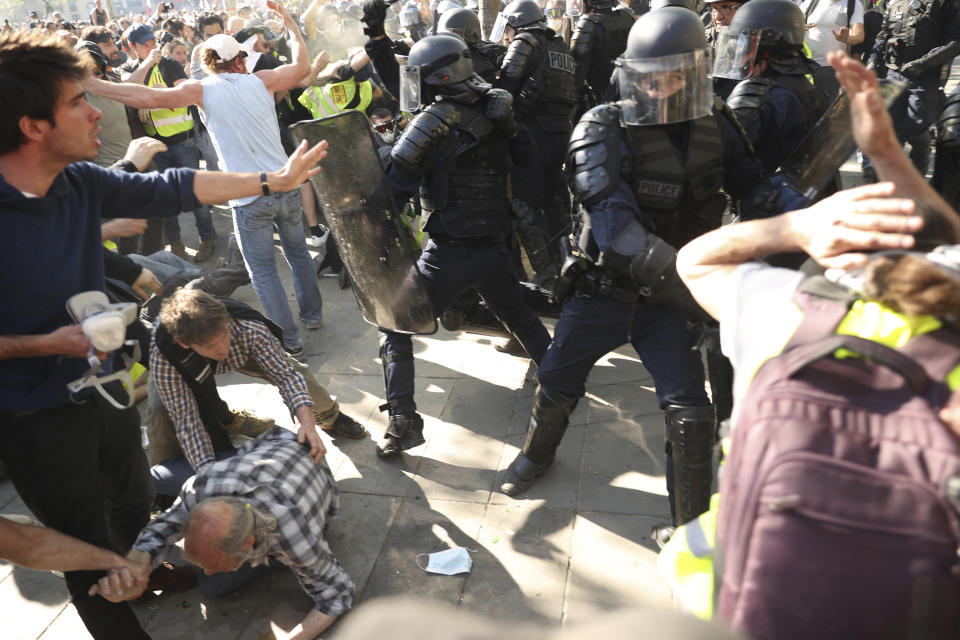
[416,546,473,575]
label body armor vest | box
[580,10,633,93]
[518,31,578,132]
[622,114,726,247]
[419,102,514,238]
[773,72,831,129]
[883,0,944,70]
[154,299,284,453]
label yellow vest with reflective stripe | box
[143,64,194,138]
[298,77,373,119]
[658,299,960,620]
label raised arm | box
[829,50,960,237]
[84,75,204,110]
[256,0,312,94]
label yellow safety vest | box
[658,300,960,620]
[143,64,194,138]
[298,77,374,119]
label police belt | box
[574,268,647,303]
[431,234,507,245]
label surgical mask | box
[416,546,473,575]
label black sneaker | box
[284,343,305,358]
[322,412,367,439]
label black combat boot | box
[500,387,578,496]
[376,412,425,458]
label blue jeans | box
[233,190,323,349]
[128,250,202,283]
[152,137,216,242]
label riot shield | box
[781,79,906,203]
[290,111,437,334]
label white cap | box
[204,33,243,62]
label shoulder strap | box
[804,0,823,22]
[847,0,855,27]
[784,286,852,349]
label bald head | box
[184,498,253,575]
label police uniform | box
[375,36,552,457]
[869,0,960,161]
[497,24,578,253]
[569,0,634,107]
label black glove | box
[485,88,518,137]
[361,0,387,37]
[866,55,887,79]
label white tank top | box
[199,72,290,207]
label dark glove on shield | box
[485,88,518,138]
[362,0,387,37]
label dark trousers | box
[537,294,709,408]
[511,121,571,244]
[0,389,153,640]
[381,239,551,414]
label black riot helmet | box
[616,7,713,125]
[584,0,619,10]
[438,7,482,44]
[491,0,548,41]
[400,34,486,110]
[75,40,109,76]
[650,0,696,9]
[712,0,806,79]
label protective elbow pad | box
[391,102,461,176]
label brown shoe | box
[194,238,215,263]
[169,240,188,260]
[137,562,196,599]
[223,409,276,438]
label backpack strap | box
[896,327,960,388]
[784,277,855,349]
[782,334,932,394]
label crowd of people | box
[2,0,960,638]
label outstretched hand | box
[828,50,900,160]
[786,182,922,270]
[270,139,329,192]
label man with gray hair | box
[91,427,354,640]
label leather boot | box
[376,412,425,458]
[500,387,578,496]
[194,238,216,263]
[664,404,715,527]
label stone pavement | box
[0,206,674,640]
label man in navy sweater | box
[0,31,327,640]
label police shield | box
[781,79,906,202]
[289,111,437,335]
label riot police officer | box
[865,0,960,178]
[438,7,506,82]
[494,0,578,276]
[400,2,430,42]
[376,35,552,457]
[499,8,787,528]
[713,0,833,174]
[933,84,960,208]
[569,0,635,109]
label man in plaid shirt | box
[91,427,354,639]
[148,289,365,496]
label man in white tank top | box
[87,0,326,356]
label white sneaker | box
[306,235,323,248]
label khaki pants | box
[146,356,340,465]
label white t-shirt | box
[199,72,290,208]
[800,0,865,65]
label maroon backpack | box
[715,279,960,640]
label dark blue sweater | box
[0,162,199,410]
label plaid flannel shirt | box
[134,428,354,617]
[150,318,313,471]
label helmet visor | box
[490,13,507,43]
[617,50,713,126]
[399,64,422,113]
[399,9,420,27]
[712,27,761,80]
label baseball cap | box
[127,24,156,45]
[204,33,244,61]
